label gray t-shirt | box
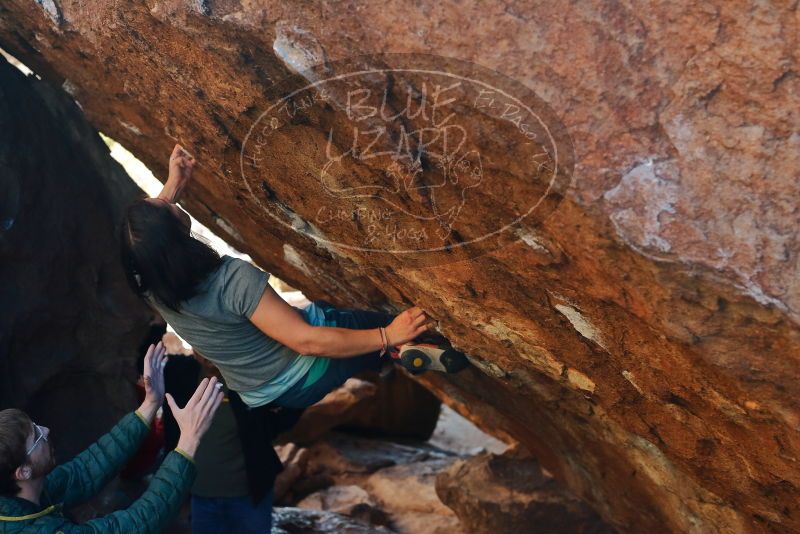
[147,255,302,392]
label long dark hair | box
[121,199,223,311]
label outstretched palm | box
[143,341,168,406]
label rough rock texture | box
[297,485,393,529]
[272,507,394,534]
[364,457,462,534]
[279,375,441,445]
[436,447,615,534]
[1,1,798,531]
[277,433,463,533]
[278,378,380,445]
[0,55,151,458]
[335,370,442,441]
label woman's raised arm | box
[157,144,195,203]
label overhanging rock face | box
[1,1,797,531]
[0,55,152,459]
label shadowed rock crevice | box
[0,54,152,459]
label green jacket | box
[0,412,196,533]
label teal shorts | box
[273,300,395,409]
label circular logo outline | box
[236,54,574,256]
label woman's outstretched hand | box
[166,376,224,458]
[385,306,434,347]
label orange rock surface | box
[1,1,798,531]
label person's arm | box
[249,284,433,358]
[76,378,223,534]
[45,413,150,509]
[156,144,194,203]
[249,284,381,358]
[217,222,433,358]
[45,343,169,507]
[77,450,194,534]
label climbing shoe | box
[394,342,470,375]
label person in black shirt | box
[163,353,302,534]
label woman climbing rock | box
[120,144,468,411]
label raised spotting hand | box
[166,376,224,459]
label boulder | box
[1,1,799,530]
[272,507,394,534]
[0,55,151,458]
[436,448,615,534]
[366,460,457,517]
[278,378,379,445]
[334,370,442,441]
[289,433,455,482]
[297,485,392,528]
[274,443,314,502]
[365,458,462,534]
[297,484,375,515]
[279,374,442,445]
[278,432,463,533]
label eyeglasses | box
[26,423,47,456]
